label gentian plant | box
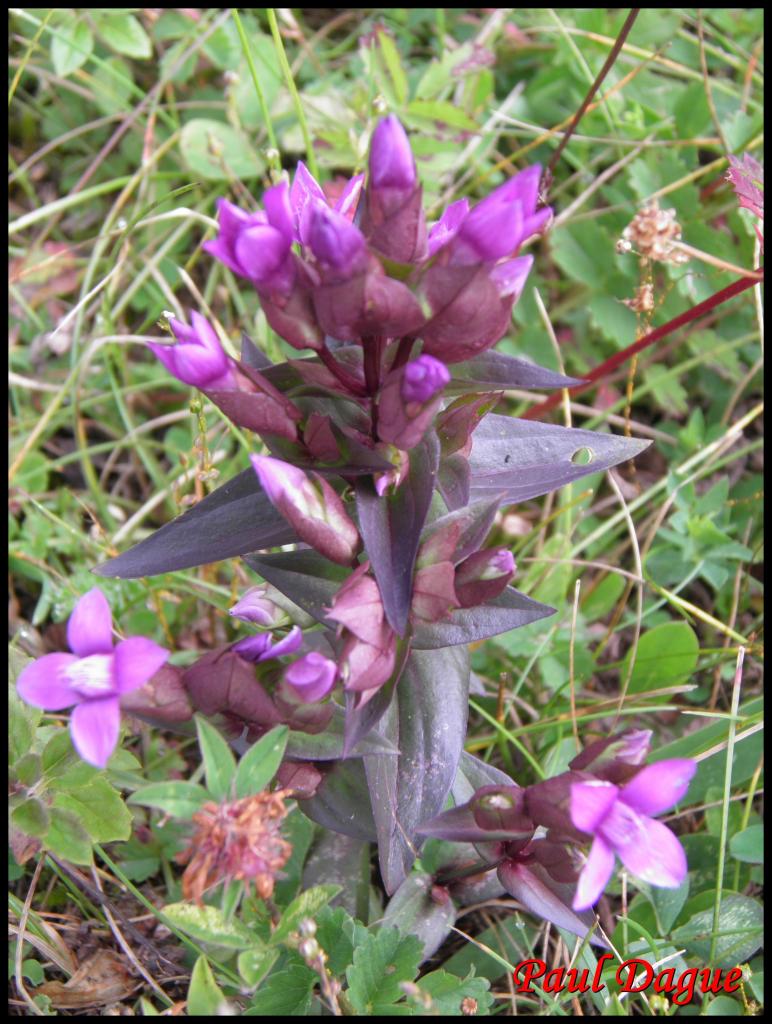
[20,116,697,945]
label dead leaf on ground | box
[32,950,141,1009]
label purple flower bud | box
[454,548,515,608]
[427,199,470,257]
[250,455,361,566]
[233,626,303,663]
[283,652,337,703]
[308,204,367,277]
[291,162,364,245]
[230,587,289,628]
[569,729,653,785]
[401,355,451,404]
[453,194,524,264]
[471,786,532,835]
[149,312,234,389]
[490,255,533,299]
[369,115,417,192]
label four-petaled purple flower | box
[570,759,696,911]
[149,312,235,390]
[16,589,169,768]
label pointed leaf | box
[302,758,377,842]
[195,715,237,800]
[286,709,398,761]
[94,469,297,578]
[497,859,606,946]
[413,585,554,649]
[420,499,501,563]
[468,415,652,504]
[235,724,289,797]
[382,871,457,963]
[241,332,273,370]
[356,434,439,636]
[343,639,412,756]
[437,452,471,511]
[165,904,256,950]
[128,781,211,817]
[448,352,581,394]
[243,549,349,626]
[366,646,469,894]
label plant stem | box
[317,345,368,396]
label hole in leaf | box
[570,447,594,465]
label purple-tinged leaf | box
[205,388,300,441]
[413,585,554,649]
[243,549,348,627]
[468,415,651,504]
[381,872,457,963]
[302,758,377,842]
[342,639,411,756]
[454,752,518,804]
[416,804,514,844]
[94,469,297,579]
[447,352,581,395]
[497,858,607,947]
[241,332,273,370]
[365,646,469,894]
[437,453,470,511]
[419,499,501,564]
[355,434,439,636]
[286,706,399,760]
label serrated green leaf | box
[237,946,280,988]
[235,725,288,799]
[52,779,131,843]
[95,13,152,59]
[44,807,93,865]
[51,16,94,77]
[14,753,41,788]
[164,903,257,949]
[195,716,236,800]
[244,963,317,1015]
[315,906,357,975]
[272,884,342,945]
[179,119,264,181]
[187,955,229,1015]
[415,968,493,1015]
[128,781,211,817]
[346,926,423,1014]
[12,798,50,839]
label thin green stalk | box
[266,8,319,180]
[232,8,280,169]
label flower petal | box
[266,626,303,660]
[570,780,619,834]
[17,653,78,710]
[573,836,616,911]
[70,697,121,768]
[619,759,697,816]
[113,637,169,694]
[613,814,688,889]
[67,588,114,656]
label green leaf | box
[704,994,745,1015]
[195,716,236,801]
[128,781,211,817]
[51,779,131,843]
[671,893,763,968]
[271,884,342,945]
[187,955,228,1015]
[179,119,265,182]
[624,621,699,694]
[379,31,409,106]
[44,807,93,865]
[405,100,478,132]
[415,969,493,1015]
[346,926,423,1014]
[95,13,152,59]
[235,725,289,799]
[201,21,241,70]
[14,753,42,787]
[729,824,763,865]
[314,906,357,975]
[581,573,625,621]
[643,877,690,934]
[51,16,94,77]
[164,903,257,950]
[91,56,135,116]
[11,799,50,839]
[244,963,317,1015]
[237,946,280,989]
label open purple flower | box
[283,652,337,703]
[149,312,235,389]
[290,161,363,246]
[570,759,696,911]
[16,589,168,768]
[233,626,303,663]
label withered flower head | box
[177,790,292,905]
[620,199,688,266]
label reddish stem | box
[389,335,416,373]
[523,271,762,420]
[317,344,368,397]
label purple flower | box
[233,626,303,663]
[229,586,289,628]
[490,255,533,300]
[283,652,337,703]
[16,589,169,768]
[149,312,235,389]
[570,759,697,911]
[427,199,470,257]
[290,161,364,246]
[369,114,417,192]
[203,184,295,294]
[250,455,361,566]
[401,355,451,404]
[307,204,367,277]
[454,547,515,608]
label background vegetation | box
[9,8,763,1015]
